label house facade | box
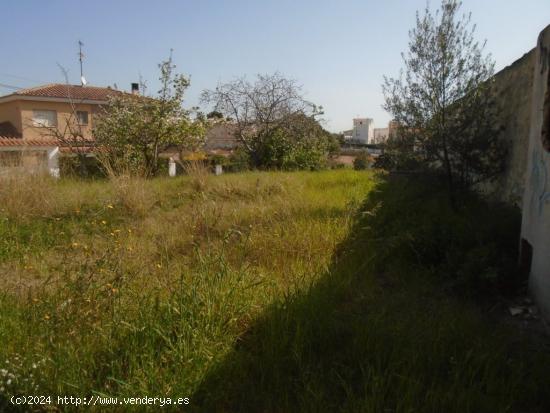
[0,83,243,177]
[0,84,120,176]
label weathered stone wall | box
[521,24,550,320]
[487,49,535,206]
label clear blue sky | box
[1,0,549,132]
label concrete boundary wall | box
[521,24,550,320]
[490,49,536,206]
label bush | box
[154,158,169,177]
[360,175,521,292]
[252,128,332,171]
[331,162,346,169]
[59,155,105,179]
[281,145,328,171]
[208,154,230,167]
[226,149,251,173]
[353,152,372,170]
[371,149,424,171]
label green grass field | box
[0,170,549,412]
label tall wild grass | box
[0,170,549,412]
[0,170,372,412]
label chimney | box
[131,83,139,95]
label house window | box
[76,111,89,125]
[32,110,57,127]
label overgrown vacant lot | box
[0,170,549,412]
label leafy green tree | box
[94,55,205,177]
[382,0,506,203]
[254,113,337,170]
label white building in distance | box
[352,118,374,144]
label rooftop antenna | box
[78,40,87,86]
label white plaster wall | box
[168,157,176,177]
[47,147,60,178]
[521,25,550,319]
[0,146,59,177]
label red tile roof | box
[4,83,123,102]
[59,145,97,154]
[0,138,59,147]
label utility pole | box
[78,40,85,85]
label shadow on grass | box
[190,174,550,413]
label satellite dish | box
[81,76,87,86]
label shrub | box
[371,149,424,171]
[59,155,105,179]
[226,149,251,173]
[208,154,229,167]
[353,152,372,170]
[360,175,521,291]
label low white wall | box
[47,147,60,178]
[0,146,59,178]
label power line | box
[0,73,45,84]
[0,82,23,90]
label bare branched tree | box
[201,72,323,166]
